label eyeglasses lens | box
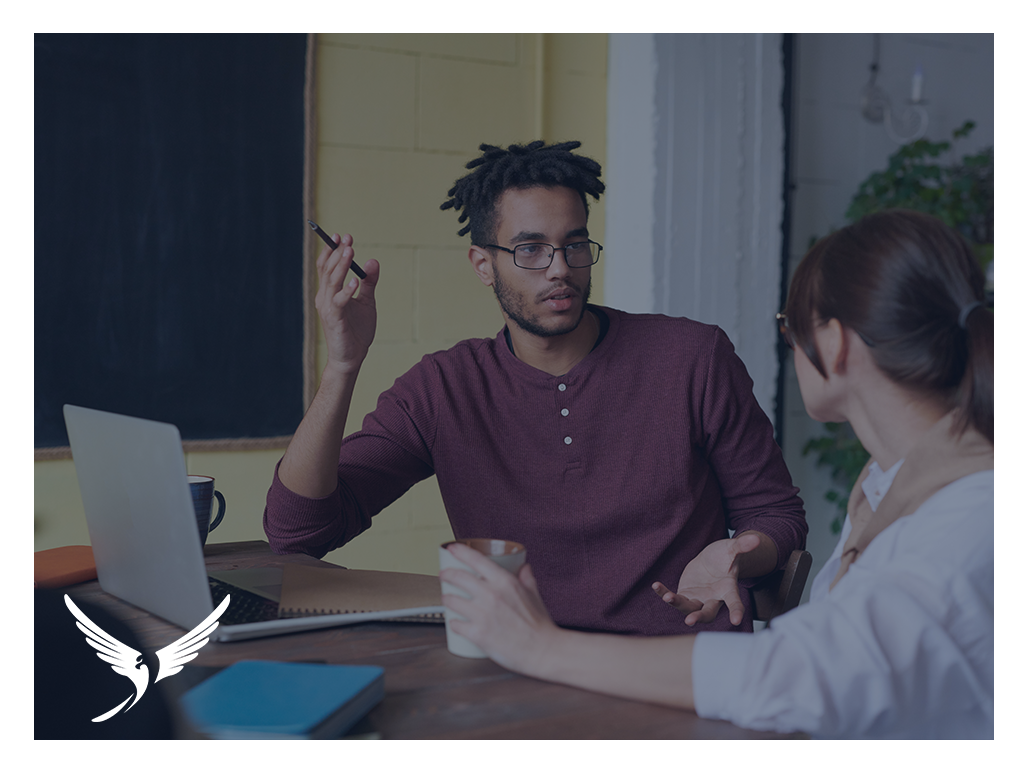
[513,242,599,269]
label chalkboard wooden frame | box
[35,33,318,460]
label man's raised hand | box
[314,233,379,375]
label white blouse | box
[692,470,994,739]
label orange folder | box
[34,545,97,588]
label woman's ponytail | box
[958,303,993,443]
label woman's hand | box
[443,544,699,710]
[439,543,560,676]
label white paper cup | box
[439,539,527,658]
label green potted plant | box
[803,121,993,533]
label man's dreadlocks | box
[440,140,605,246]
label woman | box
[440,210,994,739]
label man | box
[265,140,806,636]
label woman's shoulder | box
[902,470,993,539]
[858,470,993,584]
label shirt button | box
[558,383,567,391]
[564,436,572,445]
[561,408,570,417]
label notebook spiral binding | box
[279,607,444,623]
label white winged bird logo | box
[63,593,231,722]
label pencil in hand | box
[307,220,367,279]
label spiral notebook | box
[277,564,444,622]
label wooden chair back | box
[752,549,813,623]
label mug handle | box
[209,490,226,532]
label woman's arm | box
[441,543,697,710]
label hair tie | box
[958,301,984,330]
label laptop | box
[62,404,444,641]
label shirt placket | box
[555,379,581,470]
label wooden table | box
[68,540,802,740]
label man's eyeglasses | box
[486,240,602,270]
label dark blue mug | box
[188,475,226,546]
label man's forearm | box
[277,364,361,499]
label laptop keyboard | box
[208,576,280,625]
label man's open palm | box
[651,532,763,627]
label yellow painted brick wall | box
[33,33,608,578]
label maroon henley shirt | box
[264,306,807,636]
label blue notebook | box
[180,660,385,739]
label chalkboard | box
[35,33,310,452]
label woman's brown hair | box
[785,209,992,442]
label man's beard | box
[492,268,591,338]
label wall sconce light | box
[861,33,928,144]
